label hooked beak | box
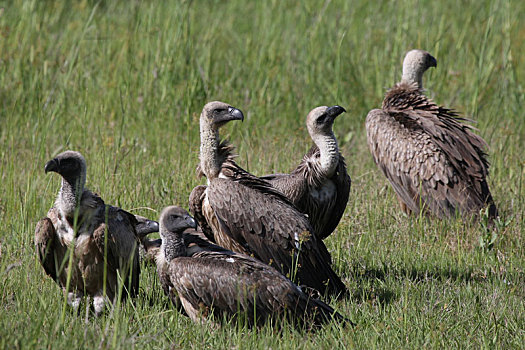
[428,55,437,68]
[44,159,58,174]
[212,106,245,126]
[134,216,160,238]
[227,106,244,122]
[325,105,346,120]
[185,216,198,230]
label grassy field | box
[1,0,524,348]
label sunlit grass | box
[0,0,524,348]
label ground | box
[0,0,524,348]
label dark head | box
[44,150,87,187]
[159,206,197,238]
[200,101,244,130]
[401,49,437,89]
[306,105,346,137]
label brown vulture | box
[366,49,497,219]
[154,206,351,328]
[34,151,146,315]
[261,105,351,240]
[194,101,347,298]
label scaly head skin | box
[199,101,244,179]
[401,49,437,89]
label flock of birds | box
[35,50,497,329]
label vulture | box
[155,205,351,328]
[366,49,498,219]
[261,105,351,240]
[34,151,146,315]
[194,101,347,298]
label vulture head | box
[401,49,437,89]
[45,150,87,189]
[306,105,346,137]
[200,101,244,130]
[159,206,197,238]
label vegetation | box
[0,0,523,348]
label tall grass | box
[1,0,524,348]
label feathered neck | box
[161,231,186,262]
[310,132,339,178]
[199,121,221,180]
[56,176,85,217]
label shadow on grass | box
[350,286,396,305]
[348,263,492,285]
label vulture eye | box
[213,108,227,116]
[316,114,328,124]
[61,159,78,170]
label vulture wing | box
[169,250,347,326]
[93,205,141,298]
[366,100,496,218]
[206,173,346,297]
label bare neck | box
[401,67,424,89]
[311,132,339,178]
[200,122,221,179]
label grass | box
[1,0,524,348]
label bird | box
[195,101,347,298]
[261,105,351,240]
[155,205,351,328]
[365,49,498,220]
[34,150,143,315]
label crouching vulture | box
[155,206,351,328]
[365,49,498,220]
[35,151,147,315]
[193,101,347,298]
[261,105,351,240]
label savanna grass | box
[0,0,524,348]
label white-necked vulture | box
[261,105,351,240]
[366,49,498,219]
[195,101,347,298]
[155,206,351,328]
[34,151,143,315]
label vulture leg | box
[93,293,107,317]
[67,292,82,313]
[396,194,412,216]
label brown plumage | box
[155,206,351,328]
[261,105,351,240]
[366,50,497,219]
[196,101,347,298]
[35,151,141,315]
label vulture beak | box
[326,105,346,120]
[212,106,244,126]
[185,216,198,230]
[428,55,437,68]
[227,106,244,122]
[44,159,58,174]
[135,216,160,238]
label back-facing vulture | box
[194,101,347,298]
[34,151,143,315]
[261,105,351,240]
[154,205,351,328]
[365,49,498,219]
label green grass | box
[1,0,524,348]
